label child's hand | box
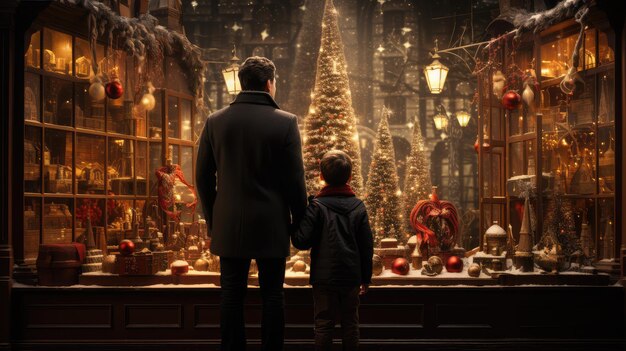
[359,284,369,295]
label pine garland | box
[402,121,431,231]
[58,0,205,108]
[302,0,363,196]
[365,107,403,245]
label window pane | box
[108,138,134,195]
[74,38,103,80]
[194,104,207,141]
[136,141,148,195]
[181,99,192,140]
[181,146,193,185]
[25,126,42,193]
[76,199,105,231]
[106,199,133,245]
[44,129,73,193]
[25,30,40,69]
[76,134,105,194]
[24,197,41,262]
[43,198,73,244]
[43,28,72,75]
[75,82,105,130]
[149,90,163,138]
[168,96,180,138]
[25,73,40,121]
[149,142,162,192]
[171,144,180,165]
[43,76,73,126]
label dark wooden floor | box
[8,285,626,351]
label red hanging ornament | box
[105,80,124,99]
[474,138,480,153]
[501,90,521,110]
[118,239,135,256]
[391,257,410,275]
[445,255,463,273]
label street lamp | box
[221,46,241,95]
[456,110,471,127]
[423,39,449,94]
[433,105,449,130]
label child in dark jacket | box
[291,150,374,351]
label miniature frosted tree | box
[402,121,431,231]
[302,0,363,196]
[365,107,403,244]
[541,191,581,258]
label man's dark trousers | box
[220,257,286,351]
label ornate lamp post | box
[221,46,241,95]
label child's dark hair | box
[320,150,352,186]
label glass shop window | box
[43,28,72,75]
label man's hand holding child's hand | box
[359,284,369,295]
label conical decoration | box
[402,120,431,231]
[602,219,614,260]
[365,107,403,245]
[516,197,533,254]
[302,0,363,196]
[83,217,96,249]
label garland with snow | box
[58,0,205,107]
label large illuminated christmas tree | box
[365,107,403,244]
[402,120,432,231]
[302,0,363,196]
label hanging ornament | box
[474,137,480,154]
[522,84,534,107]
[141,82,156,111]
[88,76,106,101]
[492,70,505,98]
[501,90,521,110]
[106,79,124,99]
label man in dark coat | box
[196,56,307,351]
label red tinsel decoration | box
[409,187,459,250]
[155,164,197,222]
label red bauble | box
[118,239,135,255]
[474,138,491,153]
[105,80,124,99]
[391,257,410,275]
[501,90,521,110]
[474,138,480,153]
[445,255,463,273]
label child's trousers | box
[312,284,360,351]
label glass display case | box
[477,20,618,274]
[22,27,200,265]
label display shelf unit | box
[16,3,202,268]
[477,9,619,275]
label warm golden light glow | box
[424,53,449,94]
[456,110,471,127]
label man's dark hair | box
[238,56,276,91]
[320,150,352,186]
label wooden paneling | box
[25,304,112,329]
[9,285,624,350]
[124,304,182,329]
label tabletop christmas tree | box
[302,0,363,196]
[365,107,403,245]
[402,120,431,231]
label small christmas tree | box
[365,107,403,245]
[302,0,363,196]
[540,191,581,258]
[402,120,431,231]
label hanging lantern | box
[433,112,448,130]
[456,110,471,127]
[424,53,449,94]
[222,46,241,95]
